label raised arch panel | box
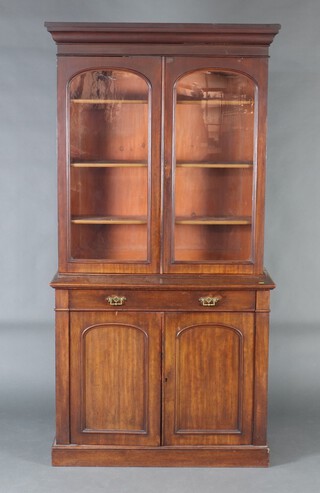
[70,312,161,446]
[164,312,254,446]
[82,322,148,432]
[176,323,243,433]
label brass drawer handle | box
[106,295,127,306]
[199,296,221,307]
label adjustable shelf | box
[176,162,253,169]
[176,216,252,225]
[71,99,147,104]
[177,99,253,106]
[71,216,148,225]
[71,161,147,168]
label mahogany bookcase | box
[46,22,280,467]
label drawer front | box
[69,289,255,311]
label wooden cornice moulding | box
[45,22,281,47]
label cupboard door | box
[163,312,254,445]
[163,57,267,275]
[58,56,161,274]
[70,312,161,445]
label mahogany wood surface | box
[45,22,280,50]
[47,23,279,467]
[69,289,256,312]
[54,290,70,444]
[253,291,271,445]
[163,313,254,446]
[70,312,161,446]
[52,443,269,467]
[51,271,275,290]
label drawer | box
[69,289,255,311]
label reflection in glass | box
[174,70,256,262]
[69,70,149,261]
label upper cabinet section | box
[46,23,280,275]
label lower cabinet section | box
[68,309,257,451]
[52,287,272,466]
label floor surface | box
[1,322,319,493]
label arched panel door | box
[163,313,254,445]
[163,57,266,275]
[70,312,161,446]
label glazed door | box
[58,57,161,274]
[70,312,161,445]
[163,57,267,275]
[163,312,254,445]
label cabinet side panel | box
[253,59,268,274]
[253,310,270,445]
[55,290,70,444]
[57,61,69,273]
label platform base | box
[52,441,270,467]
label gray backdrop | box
[1,0,319,492]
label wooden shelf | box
[71,161,251,169]
[177,99,253,106]
[71,216,147,225]
[176,216,251,225]
[71,98,252,106]
[71,162,147,168]
[176,163,253,169]
[71,99,147,104]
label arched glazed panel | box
[68,69,150,262]
[172,69,257,264]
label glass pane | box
[69,70,149,261]
[173,70,255,262]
